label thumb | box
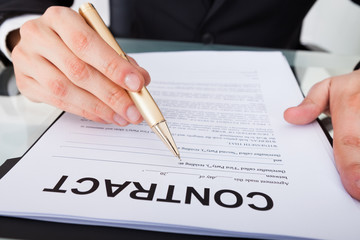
[284,78,330,125]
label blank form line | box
[60,145,172,158]
[66,141,280,162]
[65,141,169,153]
[72,132,157,142]
[64,142,279,162]
[144,170,200,177]
[182,150,279,162]
[177,141,279,150]
[60,146,282,165]
[71,133,279,150]
[144,170,234,179]
[182,155,283,165]
[52,155,266,175]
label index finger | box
[42,7,149,92]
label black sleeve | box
[354,61,360,71]
[351,0,360,5]
[0,0,74,25]
[0,0,73,65]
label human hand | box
[11,6,150,126]
[284,70,360,200]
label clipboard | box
[0,118,332,240]
[0,51,343,240]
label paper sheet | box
[0,51,359,240]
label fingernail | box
[113,113,128,126]
[126,105,141,122]
[125,73,140,91]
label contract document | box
[0,51,359,240]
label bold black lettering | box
[214,189,243,208]
[247,192,274,211]
[157,185,181,203]
[71,177,99,195]
[130,182,156,201]
[105,180,131,197]
[43,175,68,193]
[185,187,210,206]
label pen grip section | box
[129,87,164,127]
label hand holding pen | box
[12,6,149,126]
[10,3,180,159]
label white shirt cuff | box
[0,14,40,61]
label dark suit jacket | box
[0,0,359,65]
[0,0,315,47]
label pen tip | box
[177,155,181,161]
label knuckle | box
[80,109,92,120]
[79,99,108,121]
[43,7,79,31]
[340,135,360,149]
[48,79,68,98]
[20,20,38,37]
[106,88,128,107]
[44,6,64,18]
[80,110,103,123]
[80,109,105,123]
[71,31,91,55]
[11,45,23,62]
[66,58,89,82]
[103,57,120,78]
[92,100,106,116]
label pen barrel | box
[79,3,165,127]
[128,87,165,127]
[79,3,127,60]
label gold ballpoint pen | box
[79,3,180,160]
